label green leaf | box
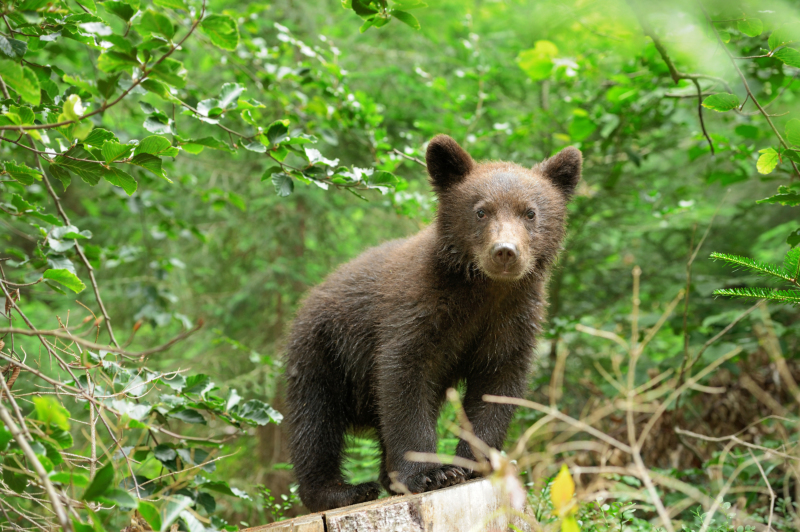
[101,141,133,163]
[141,78,174,100]
[103,167,138,195]
[43,269,86,293]
[48,427,74,450]
[769,23,800,50]
[137,9,175,39]
[143,115,174,135]
[218,82,245,109]
[149,58,186,88]
[97,51,141,73]
[4,161,42,185]
[84,128,117,146]
[33,396,71,430]
[774,47,800,68]
[738,18,763,37]
[266,119,290,144]
[391,10,420,30]
[153,444,177,462]
[243,140,266,153]
[351,0,378,17]
[702,93,740,112]
[100,488,138,509]
[0,61,40,105]
[55,146,104,185]
[135,135,173,155]
[757,148,780,174]
[272,172,294,197]
[786,119,800,146]
[0,35,27,59]
[50,164,72,190]
[788,228,800,247]
[103,1,137,22]
[232,399,283,425]
[516,40,558,81]
[131,153,169,180]
[359,17,373,32]
[201,14,240,51]
[138,501,163,531]
[83,462,115,501]
[271,145,290,161]
[169,408,206,424]
[177,136,233,153]
[757,185,800,206]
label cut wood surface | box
[242,478,531,532]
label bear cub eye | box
[476,209,486,219]
[525,209,536,220]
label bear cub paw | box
[406,465,470,493]
[348,481,382,505]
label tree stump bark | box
[242,478,531,532]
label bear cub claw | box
[406,465,470,493]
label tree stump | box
[242,478,531,532]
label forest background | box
[2,0,800,530]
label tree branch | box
[0,321,203,359]
[0,0,207,132]
[27,135,121,348]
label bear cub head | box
[426,135,581,282]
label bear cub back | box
[284,135,581,512]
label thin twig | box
[748,448,776,531]
[391,148,427,167]
[691,78,714,154]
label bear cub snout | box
[285,135,581,512]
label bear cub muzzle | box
[284,134,581,512]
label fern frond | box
[783,247,800,282]
[714,287,800,304]
[710,252,793,282]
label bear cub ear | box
[426,135,475,192]
[540,146,582,199]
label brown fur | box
[284,135,582,512]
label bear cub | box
[285,135,582,512]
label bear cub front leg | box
[377,364,472,494]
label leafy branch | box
[711,248,800,304]
[0,0,207,133]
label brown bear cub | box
[285,135,581,512]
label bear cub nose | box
[491,242,518,267]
